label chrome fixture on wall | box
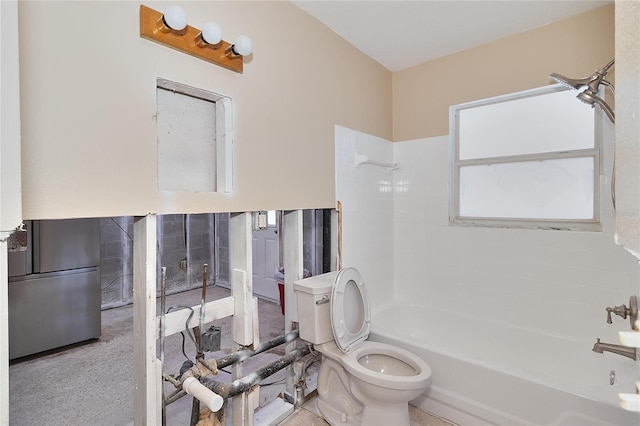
[550,59,615,123]
[605,295,638,330]
[592,338,637,361]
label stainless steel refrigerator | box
[8,218,101,359]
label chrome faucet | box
[605,296,638,330]
[592,338,637,361]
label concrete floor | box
[9,285,454,425]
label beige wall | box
[614,0,640,258]
[392,5,614,141]
[19,1,391,219]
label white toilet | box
[294,267,431,426]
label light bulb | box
[201,22,222,45]
[233,35,252,56]
[163,5,187,31]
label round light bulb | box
[201,22,222,45]
[233,35,253,56]
[163,5,187,31]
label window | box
[450,85,600,230]
[156,79,233,193]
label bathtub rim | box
[370,300,636,406]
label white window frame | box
[156,78,234,193]
[449,84,601,231]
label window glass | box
[451,85,599,230]
[267,210,277,227]
[459,157,594,219]
[459,90,595,160]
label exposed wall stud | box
[283,210,303,401]
[230,212,255,425]
[133,215,160,425]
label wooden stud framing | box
[230,212,255,425]
[133,215,160,425]
[155,296,234,339]
[283,210,304,400]
[131,210,300,425]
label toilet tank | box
[293,272,337,344]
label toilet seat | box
[330,267,371,353]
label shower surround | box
[335,125,639,424]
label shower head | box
[549,73,594,91]
[577,90,615,123]
[549,59,615,123]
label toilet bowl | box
[294,267,431,426]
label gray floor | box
[9,286,453,426]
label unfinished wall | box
[392,5,614,141]
[18,1,391,220]
[100,213,231,309]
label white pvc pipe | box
[182,376,224,412]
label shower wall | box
[335,126,394,308]
[393,136,639,344]
[336,122,639,345]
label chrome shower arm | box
[599,58,615,74]
[577,90,615,123]
[549,58,616,124]
[600,79,615,96]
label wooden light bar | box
[139,4,243,73]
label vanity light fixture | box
[160,4,187,32]
[195,22,222,47]
[139,4,252,73]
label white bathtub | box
[369,303,639,425]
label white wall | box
[336,115,638,345]
[1,2,21,423]
[1,0,21,231]
[335,126,394,308]
[393,132,639,343]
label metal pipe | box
[337,201,343,270]
[164,389,187,406]
[190,264,209,426]
[216,330,299,369]
[203,345,312,399]
[165,330,300,408]
[160,267,167,426]
[199,264,208,350]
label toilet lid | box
[330,267,370,353]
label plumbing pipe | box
[336,201,342,270]
[199,264,208,352]
[160,267,167,426]
[164,330,301,409]
[164,389,187,406]
[191,264,209,426]
[183,376,225,412]
[215,330,299,369]
[203,345,312,399]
